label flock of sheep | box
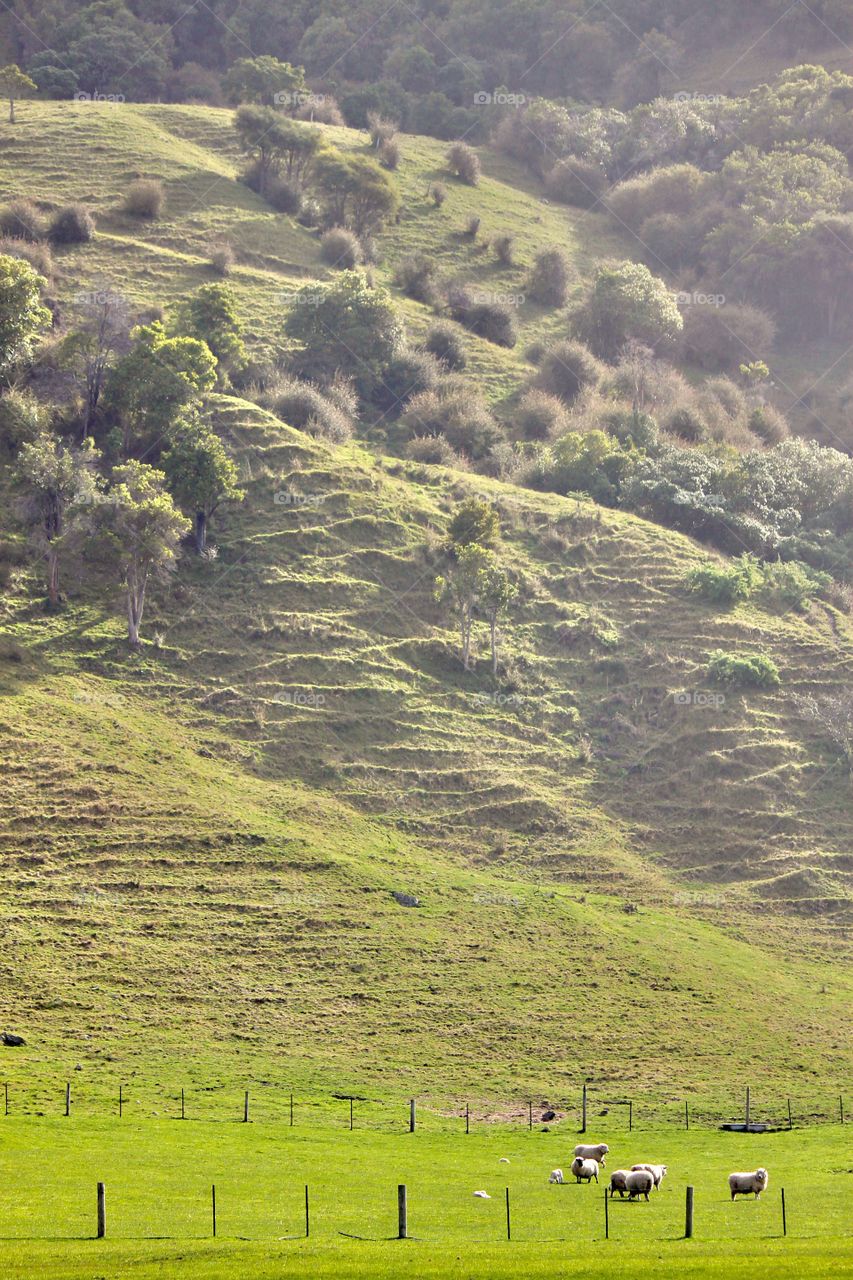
[549,1143,770,1203]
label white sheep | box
[574,1142,609,1167]
[625,1168,654,1200]
[549,1168,564,1184]
[571,1156,599,1184]
[473,1190,491,1199]
[609,1169,630,1198]
[631,1163,667,1190]
[728,1168,769,1200]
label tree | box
[16,433,101,607]
[284,272,404,395]
[574,261,683,361]
[0,64,36,123]
[175,284,245,384]
[312,150,400,235]
[234,105,320,195]
[478,555,516,675]
[797,691,853,782]
[104,322,216,455]
[448,498,501,549]
[225,56,306,107]
[435,542,492,672]
[161,418,245,553]
[93,461,190,646]
[0,254,50,377]
[61,289,131,437]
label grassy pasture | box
[0,1119,849,1278]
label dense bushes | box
[532,340,603,403]
[394,254,440,305]
[122,180,165,219]
[679,304,775,373]
[48,204,95,245]
[320,227,362,269]
[448,287,517,347]
[423,322,466,370]
[401,380,500,459]
[261,375,353,442]
[708,650,780,688]
[0,200,47,243]
[526,248,571,307]
[516,389,569,441]
[446,142,480,186]
[545,158,608,208]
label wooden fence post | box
[840,1096,844,1125]
[745,1086,750,1129]
[629,1100,633,1132]
[212,1184,216,1237]
[290,1093,294,1127]
[685,1100,689,1130]
[581,1083,587,1134]
[349,1097,353,1131]
[603,1188,609,1239]
[96,1182,106,1239]
[65,1082,70,1118]
[410,1098,416,1133]
[4,1081,7,1116]
[118,1085,123,1118]
[466,1102,469,1134]
[528,1100,532,1130]
[243,1090,249,1123]
[181,1088,185,1121]
[398,1184,408,1239]
[304,1185,310,1238]
[781,1187,787,1237]
[787,1098,793,1129]
[505,1186,511,1241]
[685,1185,694,1239]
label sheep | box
[609,1170,630,1198]
[631,1163,667,1190]
[571,1156,599,1184]
[728,1168,769,1200]
[625,1168,654,1201]
[574,1142,609,1167]
[549,1168,564,1184]
[473,1190,491,1199]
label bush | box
[640,212,701,272]
[405,434,467,467]
[463,214,481,239]
[680,303,776,373]
[492,233,515,266]
[297,198,322,228]
[0,390,45,455]
[708,649,780,688]
[394,254,440,305]
[367,111,397,148]
[48,204,95,245]
[447,141,480,186]
[263,375,353,443]
[430,182,447,207]
[0,236,52,278]
[665,405,706,442]
[378,137,400,170]
[0,200,47,242]
[545,157,608,208]
[266,175,303,215]
[748,403,790,445]
[210,244,235,276]
[516,389,569,441]
[606,164,707,234]
[448,287,517,347]
[533,339,603,403]
[295,96,344,125]
[526,248,571,307]
[686,554,762,605]
[423,322,466,370]
[122,180,165,219]
[757,560,831,612]
[373,348,441,411]
[401,380,501,459]
[320,227,362,270]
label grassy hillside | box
[1,102,852,1108]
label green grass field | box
[0,1119,850,1278]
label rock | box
[541,1109,556,1121]
[392,891,420,908]
[2,1033,25,1047]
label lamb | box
[625,1168,654,1201]
[574,1142,609,1167]
[549,1168,564,1184]
[631,1163,667,1190]
[609,1170,630,1198]
[571,1156,599,1184]
[728,1168,769,1200]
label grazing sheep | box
[609,1170,630,1198]
[631,1163,667,1190]
[549,1168,564,1184]
[729,1168,769,1200]
[626,1168,654,1201]
[574,1142,609,1167]
[473,1190,491,1199]
[571,1156,599,1184]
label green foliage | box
[234,105,321,196]
[175,284,246,380]
[758,559,831,612]
[686,555,763,605]
[708,650,781,688]
[448,498,500,549]
[525,248,571,308]
[312,150,400,236]
[15,432,100,604]
[575,261,683,361]
[0,254,50,376]
[0,63,36,120]
[284,272,404,395]
[161,417,245,552]
[0,387,46,454]
[104,322,217,455]
[423,322,466,370]
[224,56,306,107]
[122,180,164,219]
[551,429,630,505]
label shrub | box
[0,236,52,278]
[263,375,353,443]
[748,403,790,445]
[708,649,780,688]
[423,322,466,370]
[394,254,441,305]
[526,247,571,307]
[516,389,569,440]
[122,180,165,219]
[680,303,776,373]
[295,96,344,125]
[210,243,235,276]
[367,111,397,148]
[373,348,441,411]
[297,198,322,228]
[430,182,447,207]
[401,381,501,459]
[574,260,683,361]
[686,554,762,605]
[606,164,707,233]
[463,214,481,239]
[0,389,45,455]
[266,175,303,215]
[405,434,466,467]
[447,141,480,185]
[48,204,95,245]
[665,405,706,442]
[545,157,608,208]
[378,138,400,170]
[492,233,515,266]
[0,200,47,242]
[448,287,517,347]
[320,227,362,269]
[640,212,701,272]
[757,560,831,612]
[533,339,603,403]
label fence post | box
[781,1187,787,1237]
[304,1185,310,1238]
[244,1090,249,1123]
[629,1100,633,1132]
[65,1082,70,1118]
[398,1184,408,1240]
[505,1186,511,1241]
[118,1085,123,1118]
[290,1093,294,1126]
[603,1188,609,1239]
[212,1184,216,1237]
[528,1100,532,1130]
[466,1102,469,1135]
[840,1096,844,1125]
[410,1098,416,1133]
[3,1083,7,1116]
[96,1182,106,1239]
[349,1098,353,1131]
[581,1083,587,1134]
[787,1098,793,1129]
[685,1185,694,1239]
[745,1086,750,1129]
[684,1100,689,1130]
[181,1088,185,1121]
